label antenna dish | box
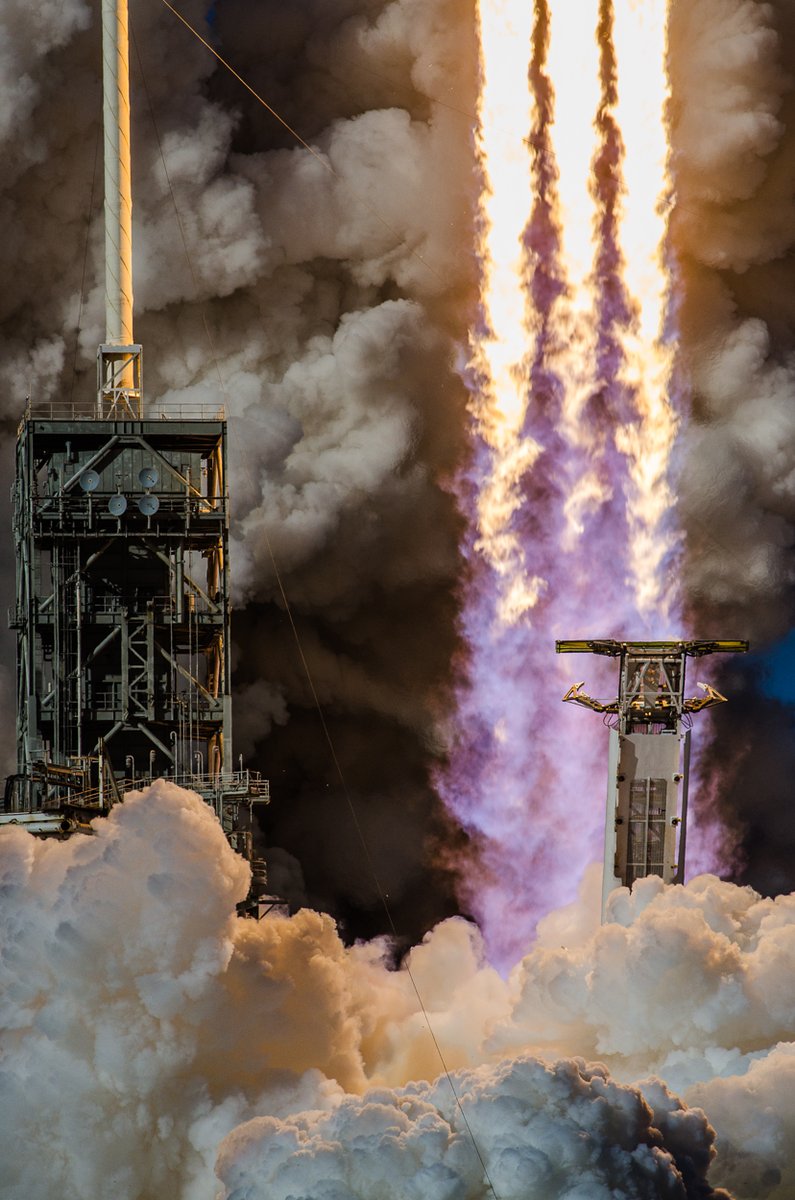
[138,466,159,489]
[79,470,100,493]
[137,494,160,516]
[108,494,127,516]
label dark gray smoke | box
[0,0,479,938]
[669,0,795,886]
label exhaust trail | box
[611,0,681,625]
[437,0,689,967]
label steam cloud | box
[4,784,780,1199]
[669,0,795,886]
[3,0,795,933]
[7,786,795,1197]
[672,0,795,636]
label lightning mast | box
[556,639,748,918]
[99,0,140,419]
[2,0,272,911]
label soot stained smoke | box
[670,0,795,880]
[0,0,479,938]
[3,1,795,1194]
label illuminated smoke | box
[8,787,795,1198]
[670,0,795,639]
[216,1058,726,1200]
[434,0,687,966]
[0,787,765,1199]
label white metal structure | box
[556,639,748,919]
[99,0,141,417]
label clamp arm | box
[562,682,618,715]
[683,682,728,713]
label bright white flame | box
[547,1,601,289]
[470,0,539,624]
[612,0,678,620]
[546,2,610,544]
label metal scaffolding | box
[0,0,282,917]
[4,400,272,911]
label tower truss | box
[5,397,271,912]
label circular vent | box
[138,466,159,489]
[137,494,160,516]
[79,469,100,493]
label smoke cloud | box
[671,0,795,639]
[0,784,770,1200]
[3,0,794,942]
[668,0,795,886]
[0,0,477,938]
[8,784,795,1198]
[216,1058,728,1200]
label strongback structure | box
[0,0,272,912]
[556,639,748,918]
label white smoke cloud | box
[0,783,749,1200]
[2,2,795,1197]
[216,1057,726,1200]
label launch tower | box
[556,639,748,917]
[0,0,270,910]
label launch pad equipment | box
[556,639,748,919]
[0,0,274,915]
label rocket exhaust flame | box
[437,0,687,966]
[611,0,680,623]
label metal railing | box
[61,769,270,810]
[90,688,224,712]
[23,400,226,422]
[33,493,224,517]
[90,593,218,618]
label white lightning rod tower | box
[556,639,748,919]
[99,0,141,417]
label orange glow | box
[470,0,677,628]
[471,0,542,624]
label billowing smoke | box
[671,0,795,638]
[8,784,795,1197]
[669,0,795,887]
[2,0,793,942]
[216,1059,727,1200]
[2,783,776,1199]
[0,0,478,936]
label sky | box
[3,0,795,1196]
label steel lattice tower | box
[1,0,273,913]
